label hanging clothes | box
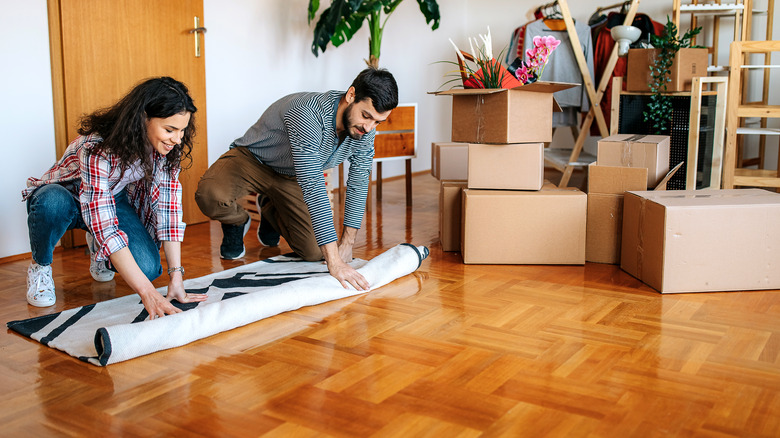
[523,18,595,127]
[505,7,545,65]
[591,11,664,135]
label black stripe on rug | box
[39,304,96,346]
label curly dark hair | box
[77,76,197,179]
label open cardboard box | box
[432,81,579,144]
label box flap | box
[652,161,683,191]
[626,188,780,207]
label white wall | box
[1,0,57,259]
[2,0,777,259]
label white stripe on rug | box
[8,243,428,366]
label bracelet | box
[167,266,185,276]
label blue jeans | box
[26,184,163,280]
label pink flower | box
[534,35,560,51]
[515,64,531,83]
[516,35,560,84]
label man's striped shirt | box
[231,90,374,246]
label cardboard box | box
[467,143,544,190]
[588,163,648,195]
[440,181,467,252]
[431,142,468,181]
[597,134,670,188]
[626,48,709,92]
[586,164,648,264]
[621,189,780,293]
[461,184,587,264]
[433,82,578,144]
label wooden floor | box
[2,171,780,437]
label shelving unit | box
[674,0,776,171]
[723,40,780,189]
[672,0,750,72]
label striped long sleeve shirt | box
[231,90,374,247]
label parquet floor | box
[1,171,779,437]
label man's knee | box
[194,178,229,219]
[296,243,322,262]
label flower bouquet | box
[447,28,560,89]
[448,27,522,89]
[508,35,561,85]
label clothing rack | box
[545,0,641,187]
[536,1,563,19]
[595,1,631,14]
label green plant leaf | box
[416,0,441,30]
[310,0,440,62]
[331,8,369,46]
[311,0,363,56]
[308,0,320,22]
[382,0,404,14]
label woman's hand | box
[138,288,184,320]
[165,273,207,305]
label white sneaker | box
[27,263,56,307]
[85,232,115,282]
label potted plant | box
[642,18,702,134]
[308,0,441,68]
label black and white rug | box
[8,244,428,366]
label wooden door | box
[48,0,209,237]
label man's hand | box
[338,225,358,263]
[338,240,354,264]
[327,259,370,291]
[321,236,369,291]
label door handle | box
[189,17,207,57]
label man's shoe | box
[255,194,280,247]
[85,232,115,282]
[27,263,56,307]
[220,216,251,259]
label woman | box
[22,76,207,318]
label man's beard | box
[342,103,365,140]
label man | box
[195,67,398,291]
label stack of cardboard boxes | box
[431,83,780,295]
[587,134,780,294]
[586,134,671,264]
[434,82,587,265]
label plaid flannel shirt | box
[22,133,186,262]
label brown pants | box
[194,147,321,261]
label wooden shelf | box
[679,3,745,14]
[736,127,780,135]
[723,40,780,189]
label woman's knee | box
[131,246,163,281]
[27,184,76,218]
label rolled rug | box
[8,243,429,366]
